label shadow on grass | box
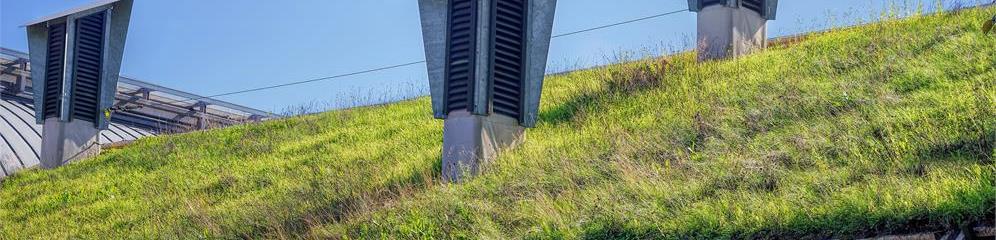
[263,154,443,238]
[540,92,602,125]
[919,130,995,163]
[541,59,674,126]
[576,219,656,240]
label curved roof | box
[0,96,154,178]
[0,47,273,180]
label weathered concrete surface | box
[521,0,557,128]
[696,5,767,61]
[442,110,524,182]
[25,0,133,171]
[420,0,557,181]
[417,0,448,119]
[419,0,557,125]
[25,24,49,123]
[97,0,134,129]
[40,118,100,169]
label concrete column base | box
[442,110,524,182]
[696,6,767,61]
[40,118,101,169]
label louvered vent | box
[489,0,525,120]
[43,23,67,119]
[444,0,478,114]
[70,12,106,123]
[741,0,764,15]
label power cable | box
[552,9,687,38]
[129,8,689,111]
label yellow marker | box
[104,109,112,120]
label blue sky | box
[0,0,983,113]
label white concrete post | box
[689,0,777,61]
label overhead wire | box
[551,9,686,38]
[129,8,689,112]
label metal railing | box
[0,47,275,133]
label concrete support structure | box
[695,6,766,61]
[25,0,133,169]
[441,111,524,180]
[40,118,100,168]
[688,0,778,61]
[419,0,557,181]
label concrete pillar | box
[25,0,134,169]
[442,110,524,181]
[40,118,100,169]
[696,5,768,61]
[419,0,556,182]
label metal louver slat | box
[444,0,478,114]
[71,11,106,123]
[489,0,526,120]
[43,23,67,119]
[702,0,726,8]
[741,0,764,15]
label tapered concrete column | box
[696,5,767,61]
[419,0,556,181]
[40,118,100,168]
[25,0,133,169]
[442,110,525,181]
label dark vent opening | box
[741,0,765,15]
[70,11,106,123]
[43,22,67,119]
[489,0,525,120]
[702,0,726,8]
[444,0,478,114]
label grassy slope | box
[1,7,994,239]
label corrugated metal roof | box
[0,44,273,180]
[2,47,276,132]
[0,96,154,179]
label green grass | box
[2,6,994,239]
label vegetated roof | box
[0,5,993,240]
[0,48,273,179]
[0,96,154,179]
